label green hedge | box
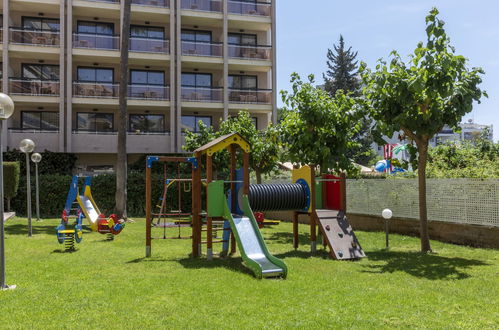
[4,161,20,211]
[3,149,77,176]
[11,173,195,218]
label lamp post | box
[382,208,393,250]
[0,92,16,290]
[31,153,42,222]
[19,138,35,237]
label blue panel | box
[296,178,311,212]
[147,156,160,168]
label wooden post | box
[191,153,202,257]
[230,145,237,255]
[310,165,317,252]
[243,152,250,195]
[340,172,347,212]
[206,155,213,260]
[145,163,152,257]
[293,211,299,250]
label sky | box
[277,0,499,141]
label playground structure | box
[145,133,365,279]
[57,176,125,250]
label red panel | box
[323,174,342,210]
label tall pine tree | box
[323,35,376,166]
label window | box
[77,21,114,35]
[77,113,114,132]
[77,67,114,83]
[21,111,59,131]
[251,117,258,129]
[228,33,257,46]
[181,73,212,87]
[181,29,212,43]
[130,25,164,39]
[129,114,165,133]
[181,115,211,133]
[228,75,257,89]
[22,64,59,80]
[130,70,164,85]
[22,17,60,31]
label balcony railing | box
[9,128,60,133]
[84,0,120,3]
[229,88,272,104]
[181,0,222,12]
[181,86,223,102]
[129,85,169,100]
[228,44,271,60]
[228,0,271,16]
[9,79,60,96]
[73,33,119,50]
[73,82,119,98]
[130,37,169,53]
[181,40,222,57]
[132,0,169,7]
[10,28,60,47]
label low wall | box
[266,211,499,249]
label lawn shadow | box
[265,231,311,246]
[51,248,78,254]
[5,223,92,236]
[362,250,490,280]
[274,248,330,260]
[177,256,254,278]
[127,257,171,263]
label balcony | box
[129,85,169,100]
[181,40,222,57]
[84,0,120,2]
[181,0,222,12]
[130,37,169,53]
[229,88,271,104]
[8,129,60,152]
[9,79,60,96]
[228,44,271,60]
[73,82,119,98]
[181,86,222,102]
[132,0,169,7]
[10,28,60,47]
[228,0,271,16]
[73,33,119,50]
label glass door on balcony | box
[76,21,116,50]
[19,17,60,46]
[181,29,220,56]
[77,113,114,132]
[130,25,167,53]
[130,70,166,99]
[21,111,59,131]
[181,115,212,133]
[182,73,220,102]
[14,64,60,95]
[129,114,165,133]
[76,67,116,97]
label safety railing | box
[228,44,271,60]
[228,88,272,104]
[128,85,169,100]
[73,33,119,50]
[181,40,222,57]
[181,86,223,102]
[227,0,271,16]
[73,81,119,98]
[130,37,169,53]
[9,79,60,96]
[181,0,222,12]
[132,0,169,7]
[9,28,60,46]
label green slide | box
[222,195,288,279]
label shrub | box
[3,161,20,211]
[3,149,77,175]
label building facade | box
[1,0,276,171]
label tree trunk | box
[115,0,131,219]
[255,169,262,184]
[416,139,432,253]
[6,198,10,212]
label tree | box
[360,8,486,252]
[183,111,280,183]
[280,73,363,173]
[323,35,360,96]
[115,0,131,219]
[323,35,376,166]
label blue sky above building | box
[277,0,499,141]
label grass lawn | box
[1,217,498,329]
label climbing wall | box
[315,209,365,260]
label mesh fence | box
[347,179,499,227]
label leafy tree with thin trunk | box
[360,8,486,253]
[115,0,131,219]
[280,73,363,173]
[323,35,376,166]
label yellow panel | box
[292,165,313,213]
[59,230,76,234]
[207,135,250,156]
